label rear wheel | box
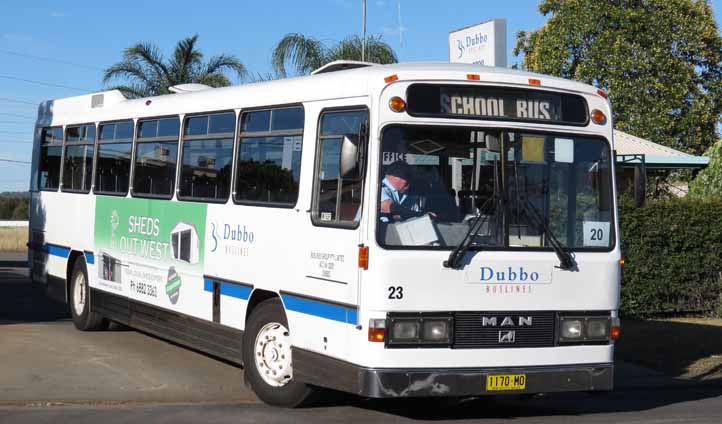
[69,258,107,331]
[243,298,315,407]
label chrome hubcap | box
[254,322,293,387]
[73,272,86,316]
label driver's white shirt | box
[380,177,420,222]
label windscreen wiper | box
[443,195,495,269]
[521,197,576,271]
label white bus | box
[29,61,621,406]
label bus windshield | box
[377,125,614,251]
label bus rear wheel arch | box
[242,297,316,407]
[68,257,108,331]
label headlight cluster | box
[558,316,619,343]
[386,314,453,347]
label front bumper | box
[293,348,613,398]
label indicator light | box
[389,96,406,112]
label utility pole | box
[362,0,366,61]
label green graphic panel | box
[94,197,207,272]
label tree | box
[689,139,722,198]
[10,198,28,220]
[103,35,247,98]
[272,33,398,77]
[514,0,722,155]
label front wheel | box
[69,258,107,331]
[243,298,315,407]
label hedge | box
[619,195,722,317]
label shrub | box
[0,197,29,220]
[619,195,722,316]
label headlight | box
[386,315,453,347]
[422,319,451,343]
[558,315,613,343]
[561,319,583,339]
[391,319,419,341]
[586,318,610,339]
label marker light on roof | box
[384,74,398,84]
[467,74,480,80]
[528,78,541,86]
[597,89,609,99]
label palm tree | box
[103,35,247,98]
[272,33,398,77]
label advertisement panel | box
[449,19,507,67]
[94,197,207,310]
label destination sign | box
[406,84,588,125]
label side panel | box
[91,196,210,320]
[29,190,96,298]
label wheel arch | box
[245,289,284,325]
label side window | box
[312,109,368,226]
[38,127,63,190]
[178,112,235,202]
[62,124,96,193]
[234,106,304,206]
[95,120,134,195]
[133,117,180,198]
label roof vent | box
[91,94,104,108]
[312,60,375,75]
[168,83,212,93]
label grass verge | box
[0,228,27,251]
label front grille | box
[453,311,556,349]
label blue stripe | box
[203,278,251,300]
[220,283,252,300]
[204,278,214,293]
[46,244,70,258]
[281,293,358,325]
[84,251,95,265]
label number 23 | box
[388,286,403,300]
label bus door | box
[301,107,369,338]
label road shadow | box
[0,263,70,324]
[616,318,722,381]
[325,384,722,421]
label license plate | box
[486,374,527,391]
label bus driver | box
[379,160,436,222]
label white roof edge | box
[312,60,376,75]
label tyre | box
[69,258,107,331]
[243,298,315,407]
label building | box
[614,130,710,205]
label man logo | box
[499,330,516,344]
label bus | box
[29,61,621,407]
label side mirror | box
[339,134,364,179]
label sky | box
[1,0,721,192]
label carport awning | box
[614,130,709,169]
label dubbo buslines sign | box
[406,84,588,125]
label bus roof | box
[36,62,605,127]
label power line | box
[0,158,30,164]
[0,97,38,106]
[0,140,33,144]
[0,74,91,92]
[0,48,103,71]
[0,113,34,119]
[0,130,33,135]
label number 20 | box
[590,228,604,241]
[388,286,403,300]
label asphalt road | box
[2,251,722,423]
